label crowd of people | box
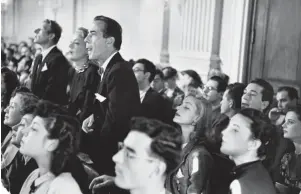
[1,15,301,194]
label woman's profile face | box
[173,96,199,125]
[20,116,53,158]
[282,111,301,141]
[68,31,88,62]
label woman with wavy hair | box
[67,27,100,123]
[166,93,213,194]
[19,100,85,194]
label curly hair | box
[130,117,182,175]
[33,100,80,176]
[238,108,277,166]
[10,87,39,115]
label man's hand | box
[89,175,115,194]
[82,114,95,133]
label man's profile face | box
[276,91,297,113]
[85,20,108,61]
[113,131,159,190]
[241,83,266,111]
[34,22,51,45]
[151,74,164,92]
[202,80,221,103]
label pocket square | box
[95,93,106,102]
[41,64,48,71]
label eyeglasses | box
[117,142,157,162]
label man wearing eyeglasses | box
[31,19,70,105]
[132,59,173,124]
[89,117,182,194]
[202,76,228,126]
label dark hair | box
[33,100,80,176]
[209,76,228,93]
[94,15,122,50]
[5,48,14,55]
[226,83,246,109]
[250,78,274,111]
[182,70,203,88]
[130,117,182,174]
[135,58,156,83]
[44,19,62,44]
[278,86,299,100]
[155,69,164,80]
[287,105,301,121]
[12,90,39,115]
[238,108,277,167]
[1,67,20,108]
[162,66,178,80]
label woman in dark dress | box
[277,106,301,194]
[67,27,100,123]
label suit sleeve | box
[42,56,69,103]
[79,69,100,122]
[187,148,213,194]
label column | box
[169,0,223,80]
[160,0,170,65]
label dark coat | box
[229,161,276,194]
[140,88,173,125]
[166,139,213,194]
[84,52,140,175]
[1,152,37,194]
[67,62,100,122]
[31,47,70,105]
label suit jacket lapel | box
[97,52,124,96]
[142,88,152,104]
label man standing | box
[82,15,140,176]
[31,19,69,105]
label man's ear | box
[106,37,115,47]
[150,160,166,177]
[48,33,55,42]
[229,99,234,109]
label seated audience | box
[1,94,38,194]
[220,83,246,118]
[162,66,184,109]
[178,69,203,96]
[220,108,277,194]
[151,69,165,95]
[4,48,18,71]
[1,67,20,141]
[2,87,31,153]
[269,86,299,126]
[242,78,295,182]
[202,75,228,126]
[90,117,182,194]
[133,59,173,124]
[276,106,301,194]
[17,56,32,86]
[67,27,100,122]
[19,100,84,194]
[166,94,213,194]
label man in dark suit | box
[133,59,173,124]
[31,19,69,105]
[82,16,140,177]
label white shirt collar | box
[139,86,150,103]
[41,45,56,61]
[102,51,118,72]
